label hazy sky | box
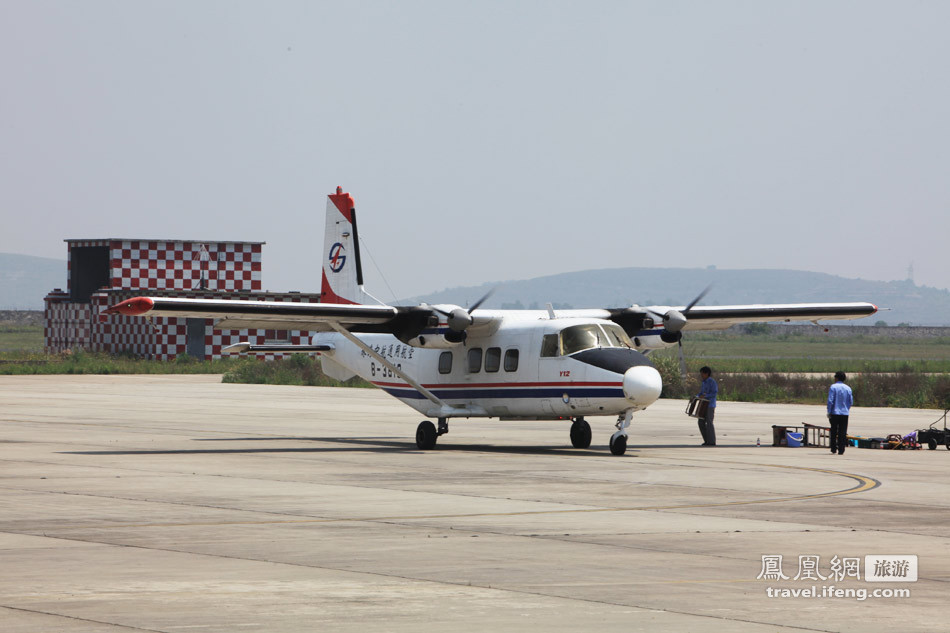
[2,1,948,301]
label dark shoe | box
[831,450,837,454]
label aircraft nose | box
[623,365,663,407]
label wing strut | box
[328,323,446,409]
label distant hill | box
[408,267,950,326]
[6,251,947,325]
[0,253,66,309]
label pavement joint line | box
[18,463,879,531]
[0,533,840,633]
[0,455,880,527]
[0,603,166,632]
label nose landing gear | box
[609,410,634,455]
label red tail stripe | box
[329,190,355,223]
[320,269,357,305]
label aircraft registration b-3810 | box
[106,187,877,455]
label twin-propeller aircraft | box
[107,187,877,454]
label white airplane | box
[106,187,877,455]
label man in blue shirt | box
[827,371,853,455]
[697,366,718,446]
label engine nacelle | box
[660,330,682,344]
[404,331,466,349]
[632,330,680,351]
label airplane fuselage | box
[314,314,663,421]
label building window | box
[467,347,483,373]
[69,246,110,303]
[485,347,501,373]
[264,329,290,343]
[438,351,453,374]
[504,349,519,372]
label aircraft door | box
[538,333,588,415]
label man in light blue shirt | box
[697,366,718,446]
[827,371,853,455]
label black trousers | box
[829,415,849,454]
[698,407,716,445]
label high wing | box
[604,301,877,335]
[679,302,878,330]
[107,297,878,337]
[104,296,439,342]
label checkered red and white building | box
[44,238,321,360]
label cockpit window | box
[560,325,604,355]
[602,323,634,349]
[558,323,633,355]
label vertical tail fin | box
[321,186,367,304]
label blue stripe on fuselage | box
[380,386,626,400]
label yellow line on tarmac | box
[45,462,879,531]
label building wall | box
[65,239,263,295]
[108,240,262,292]
[91,291,314,360]
[47,238,307,360]
[44,293,93,352]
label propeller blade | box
[427,305,476,332]
[428,287,497,331]
[678,338,687,384]
[683,284,713,315]
[467,287,496,312]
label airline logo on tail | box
[328,243,346,273]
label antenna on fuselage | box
[546,303,557,319]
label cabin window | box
[540,334,559,357]
[485,347,501,373]
[438,351,453,374]
[467,347,483,373]
[504,348,519,372]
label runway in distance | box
[106,188,878,454]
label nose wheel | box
[609,410,634,455]
[609,433,628,455]
[569,417,592,448]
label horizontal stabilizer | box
[222,342,335,354]
[105,297,397,326]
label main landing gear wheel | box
[609,433,628,456]
[416,420,437,450]
[570,418,592,448]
